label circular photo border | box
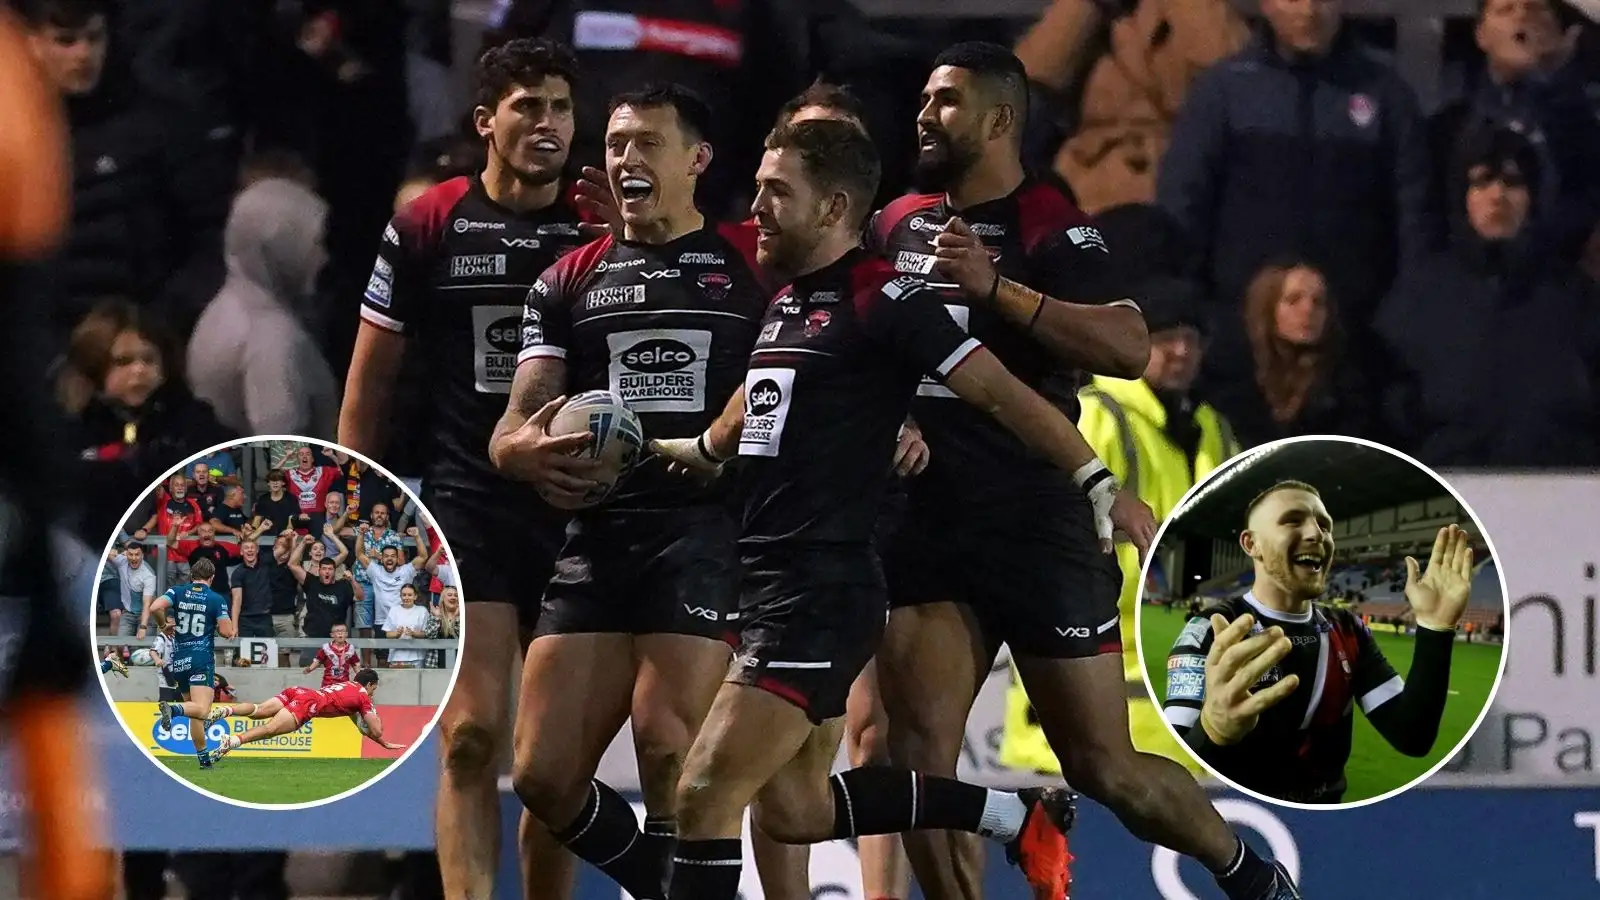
[89,434,467,811]
[1133,434,1512,811]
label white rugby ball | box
[129,649,157,666]
[542,390,645,509]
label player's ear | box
[1239,528,1257,559]
[819,191,849,230]
[472,105,495,142]
[690,141,713,177]
[990,103,1016,142]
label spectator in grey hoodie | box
[188,176,339,438]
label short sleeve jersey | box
[520,223,769,509]
[316,681,375,718]
[738,251,983,547]
[1162,593,1403,804]
[360,176,589,499]
[314,641,361,687]
[166,583,231,652]
[871,180,1138,503]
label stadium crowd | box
[8,0,1598,896]
[95,442,460,674]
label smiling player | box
[1164,481,1474,804]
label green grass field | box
[158,757,391,805]
[1139,604,1502,803]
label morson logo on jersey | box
[450,254,508,278]
[597,257,646,272]
[586,285,646,309]
[908,217,945,233]
[606,329,712,412]
[454,219,506,233]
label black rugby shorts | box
[536,505,740,642]
[424,484,565,628]
[728,546,885,724]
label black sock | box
[828,767,1001,839]
[1211,837,1278,900]
[642,815,677,891]
[668,838,742,900]
[549,781,664,900]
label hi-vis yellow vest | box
[1000,376,1240,776]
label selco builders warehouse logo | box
[152,714,312,754]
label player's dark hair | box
[608,83,713,144]
[191,558,216,583]
[1245,480,1322,525]
[775,79,868,130]
[474,38,579,111]
[933,41,1030,131]
[355,669,379,688]
[124,542,144,554]
[765,120,882,230]
[12,0,110,28]
[318,557,335,567]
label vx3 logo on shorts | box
[1054,626,1092,638]
[683,605,720,621]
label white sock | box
[977,790,1029,842]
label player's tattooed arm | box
[491,358,567,452]
[488,358,603,495]
[993,277,1148,378]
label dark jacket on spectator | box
[1428,67,1600,263]
[71,382,236,545]
[1205,359,1371,450]
[49,79,233,349]
[1157,27,1432,376]
[1374,177,1600,468]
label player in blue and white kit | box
[146,558,235,768]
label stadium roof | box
[1166,440,1448,540]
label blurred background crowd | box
[7,0,1599,896]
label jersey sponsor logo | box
[451,254,508,278]
[641,268,681,280]
[1066,226,1108,253]
[1168,653,1206,671]
[916,304,969,398]
[884,275,925,298]
[501,237,541,249]
[907,216,945,233]
[757,320,782,343]
[698,271,731,301]
[471,306,524,394]
[606,329,713,412]
[682,604,720,622]
[364,256,394,307]
[586,285,647,308]
[894,251,937,275]
[803,309,831,337]
[382,224,399,245]
[739,367,794,458]
[454,218,506,233]
[679,251,725,265]
[1054,626,1091,638]
[1175,617,1211,650]
[596,257,646,272]
[1167,661,1207,702]
[572,10,743,66]
[809,291,839,304]
[537,223,582,236]
[967,222,1006,237]
[530,279,551,297]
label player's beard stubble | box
[913,127,981,193]
[1260,537,1330,603]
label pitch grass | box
[157,757,392,805]
[1139,604,1503,803]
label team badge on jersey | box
[803,310,831,337]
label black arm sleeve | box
[1363,626,1456,757]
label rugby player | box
[866,42,1299,900]
[644,117,1150,900]
[491,82,770,900]
[1164,482,1473,804]
[210,669,407,756]
[149,558,235,769]
[340,37,590,899]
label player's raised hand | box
[932,217,998,299]
[1199,614,1301,746]
[892,422,930,477]
[574,166,622,237]
[495,396,605,504]
[1110,488,1156,560]
[1405,524,1475,631]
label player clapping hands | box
[1198,614,1302,747]
[1403,524,1475,631]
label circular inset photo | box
[1135,435,1508,809]
[90,437,463,808]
